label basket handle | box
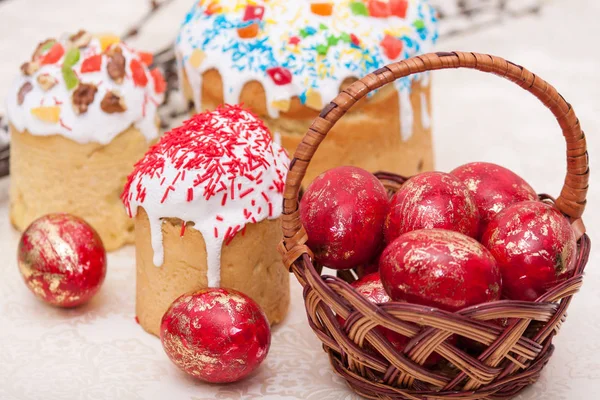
[280,52,589,267]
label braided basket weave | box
[278,52,590,399]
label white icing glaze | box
[6,34,164,145]
[176,0,438,140]
[123,105,289,287]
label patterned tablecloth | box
[1,0,599,399]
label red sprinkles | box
[122,105,289,246]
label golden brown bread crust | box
[9,125,151,251]
[181,68,433,183]
[135,207,289,337]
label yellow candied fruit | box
[271,99,291,112]
[384,27,411,37]
[305,90,322,110]
[96,34,120,52]
[31,106,61,124]
[189,49,206,68]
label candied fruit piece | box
[349,1,369,16]
[390,0,409,18]
[130,59,148,87]
[311,3,334,16]
[243,5,265,21]
[31,106,61,123]
[150,68,166,94]
[97,34,120,52]
[40,43,65,65]
[138,52,154,66]
[237,22,260,39]
[381,34,403,59]
[368,0,391,17]
[63,47,80,68]
[62,66,79,90]
[266,67,293,85]
[81,54,103,73]
[189,49,206,68]
[305,89,322,110]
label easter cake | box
[123,104,289,336]
[7,31,165,250]
[176,0,438,183]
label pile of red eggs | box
[300,162,577,358]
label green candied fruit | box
[414,19,426,30]
[316,44,329,56]
[340,32,351,43]
[63,47,81,68]
[350,2,369,16]
[40,40,56,52]
[327,35,339,46]
[319,23,328,31]
[62,66,79,90]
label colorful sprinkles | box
[122,104,289,286]
[176,0,438,140]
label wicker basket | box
[278,52,590,399]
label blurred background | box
[0,1,599,398]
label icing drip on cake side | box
[6,32,165,145]
[176,0,438,140]
[122,105,289,287]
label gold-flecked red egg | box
[17,213,107,307]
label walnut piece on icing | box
[69,30,92,48]
[107,46,126,84]
[20,61,40,76]
[37,74,58,91]
[72,83,98,115]
[32,38,56,61]
[100,90,127,113]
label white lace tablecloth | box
[1,0,599,399]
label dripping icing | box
[123,105,289,287]
[176,0,438,141]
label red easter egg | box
[352,272,391,303]
[451,162,537,236]
[384,172,480,243]
[380,229,502,312]
[17,213,107,308]
[481,201,577,301]
[340,273,405,349]
[343,273,448,366]
[356,262,379,278]
[300,166,389,270]
[160,288,271,383]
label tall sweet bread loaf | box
[176,0,439,183]
[123,105,290,336]
[7,31,165,250]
